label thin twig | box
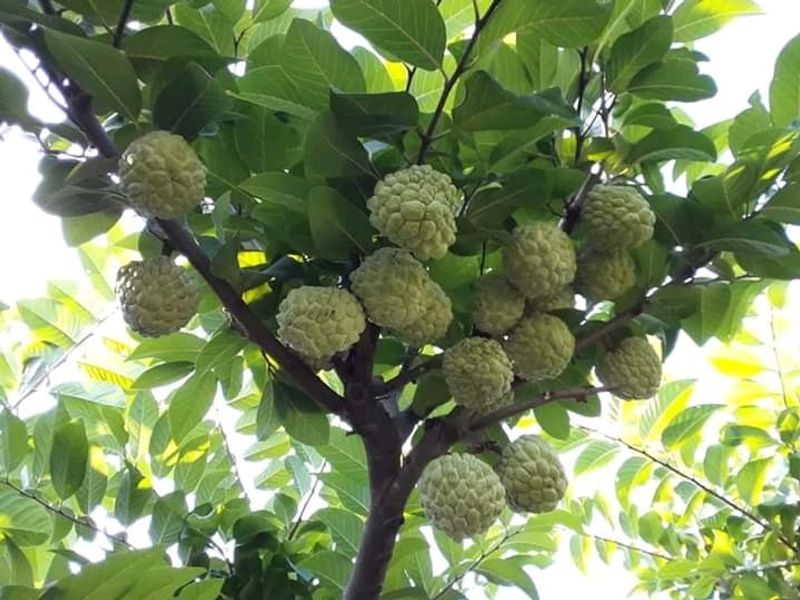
[416,0,505,163]
[215,407,251,505]
[2,480,133,549]
[768,306,789,409]
[13,313,112,410]
[580,530,672,562]
[112,0,135,47]
[288,461,327,540]
[581,426,800,553]
[573,47,590,165]
[574,302,646,353]
[377,355,443,395]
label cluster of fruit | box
[113,132,666,538]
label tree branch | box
[10,36,345,419]
[573,47,590,165]
[581,426,800,552]
[113,0,135,47]
[468,386,611,432]
[288,461,326,540]
[574,301,646,353]
[2,480,132,549]
[581,530,672,562]
[416,0,505,163]
[561,171,600,234]
[376,354,443,395]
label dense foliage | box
[1,0,800,598]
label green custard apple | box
[596,337,662,399]
[575,250,636,302]
[503,222,576,300]
[497,435,568,513]
[443,337,514,414]
[473,273,525,336]
[504,314,575,381]
[580,185,655,251]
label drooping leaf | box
[770,33,800,128]
[49,418,89,500]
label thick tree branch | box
[113,0,135,47]
[560,171,600,234]
[582,426,800,553]
[416,0,504,163]
[12,37,345,418]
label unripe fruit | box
[395,280,452,347]
[443,338,513,414]
[596,337,662,399]
[116,256,199,337]
[418,453,506,541]
[276,287,366,362]
[526,287,575,314]
[367,165,462,261]
[119,131,205,219]
[504,314,574,381]
[473,273,525,336]
[575,250,636,302]
[351,247,430,330]
[580,185,655,251]
[497,435,568,514]
[503,223,576,300]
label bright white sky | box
[1,1,799,598]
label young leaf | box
[50,418,89,500]
[770,33,800,128]
[672,0,761,42]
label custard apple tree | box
[1,0,800,598]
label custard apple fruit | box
[418,453,506,541]
[367,165,462,261]
[580,185,655,251]
[395,280,452,347]
[497,435,567,514]
[116,256,199,337]
[473,273,525,336]
[526,287,575,314]
[504,314,575,381]
[575,250,636,302]
[443,338,514,413]
[276,286,366,362]
[503,223,576,300]
[596,337,662,399]
[119,131,206,219]
[351,247,430,330]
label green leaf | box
[484,0,612,48]
[770,33,800,127]
[681,283,732,345]
[314,507,364,558]
[575,441,617,475]
[316,429,368,481]
[330,0,446,70]
[0,67,33,128]
[308,186,374,260]
[43,30,141,120]
[476,558,539,599]
[281,19,366,109]
[761,183,800,224]
[626,125,717,163]
[61,210,122,247]
[128,333,205,363]
[253,0,292,22]
[153,62,230,137]
[121,25,222,73]
[166,372,217,441]
[629,60,717,102]
[698,220,792,257]
[298,551,352,592]
[149,491,187,546]
[195,330,248,378]
[672,0,761,42]
[50,418,89,500]
[173,3,235,56]
[275,384,330,447]
[304,111,374,179]
[0,489,51,546]
[176,580,225,600]
[606,16,673,93]
[330,91,419,136]
[130,362,195,390]
[661,405,723,448]
[533,402,570,440]
[735,457,772,505]
[0,410,28,472]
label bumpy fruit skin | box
[473,273,525,336]
[504,314,575,381]
[367,165,462,261]
[596,337,662,399]
[497,435,568,513]
[119,131,206,219]
[580,185,655,251]
[443,338,514,413]
[526,287,575,314]
[503,223,576,300]
[116,256,199,337]
[350,248,430,330]
[395,280,452,346]
[418,453,506,541]
[575,250,636,301]
[276,287,366,362]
